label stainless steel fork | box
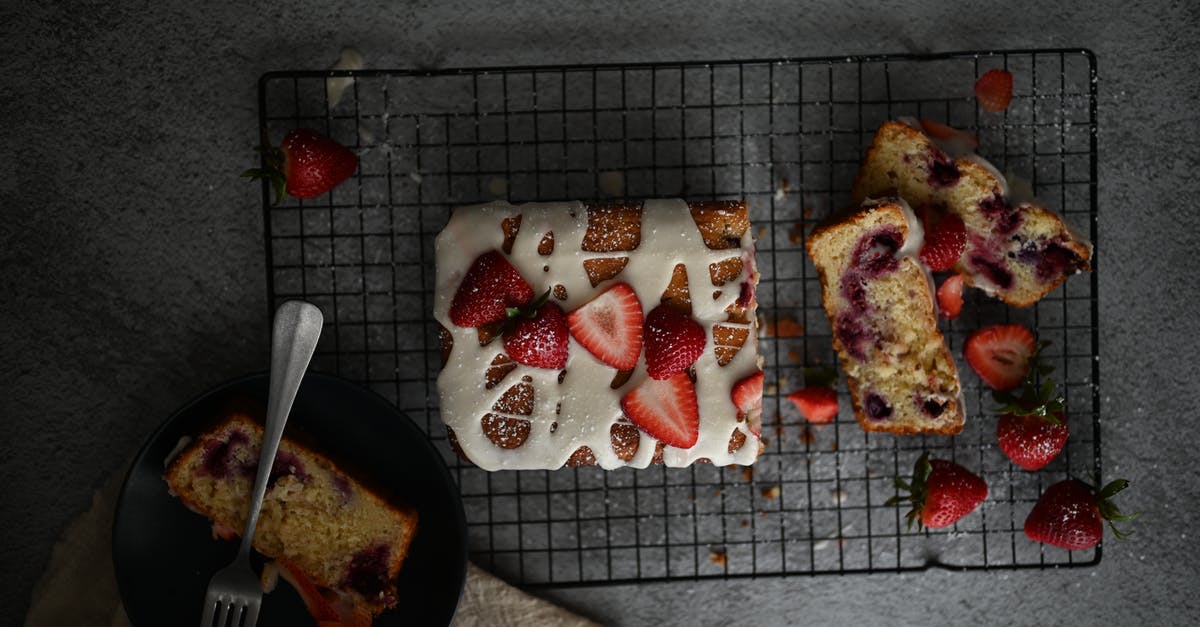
[199,300,323,627]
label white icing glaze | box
[893,198,925,260]
[433,200,760,471]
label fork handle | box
[237,300,324,558]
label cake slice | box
[164,407,417,617]
[851,120,1092,307]
[806,198,964,434]
[434,199,762,470]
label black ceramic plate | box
[113,372,467,626]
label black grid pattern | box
[257,49,1101,584]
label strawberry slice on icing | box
[643,304,706,380]
[503,300,569,369]
[620,372,700,448]
[449,250,534,328]
[567,282,643,370]
[731,371,764,436]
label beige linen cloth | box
[24,468,598,627]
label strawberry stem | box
[242,144,287,205]
[885,453,933,531]
[1093,478,1140,539]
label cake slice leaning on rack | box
[806,198,964,435]
[851,120,1092,306]
[433,199,762,471]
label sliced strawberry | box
[887,453,988,530]
[918,119,979,155]
[621,372,700,448]
[964,324,1037,391]
[449,250,534,328]
[243,128,359,203]
[567,282,643,370]
[1025,478,1137,550]
[786,386,838,424]
[936,274,965,319]
[731,371,764,425]
[643,304,706,380]
[275,559,340,621]
[921,213,967,271]
[503,301,569,369]
[975,69,1014,112]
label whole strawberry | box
[503,299,569,370]
[243,128,359,203]
[995,377,1069,471]
[449,250,534,328]
[887,452,988,530]
[643,304,706,380]
[1025,478,1138,550]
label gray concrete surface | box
[3,0,1198,624]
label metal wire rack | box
[257,49,1100,584]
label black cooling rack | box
[256,49,1101,584]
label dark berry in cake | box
[852,227,902,278]
[927,151,961,188]
[865,393,893,421]
[922,397,948,418]
[267,450,308,488]
[968,254,1014,289]
[199,430,250,479]
[344,545,395,602]
[1034,241,1081,282]
[841,271,870,312]
[979,194,1022,235]
[835,313,872,361]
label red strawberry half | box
[964,324,1037,391]
[621,372,700,448]
[937,274,965,319]
[1025,478,1138,550]
[567,282,643,370]
[921,213,967,271]
[975,69,1014,113]
[503,301,569,369]
[643,304,706,380]
[243,128,359,203]
[887,453,988,530]
[787,386,838,424]
[449,250,534,328]
[732,371,764,435]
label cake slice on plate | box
[164,407,417,619]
